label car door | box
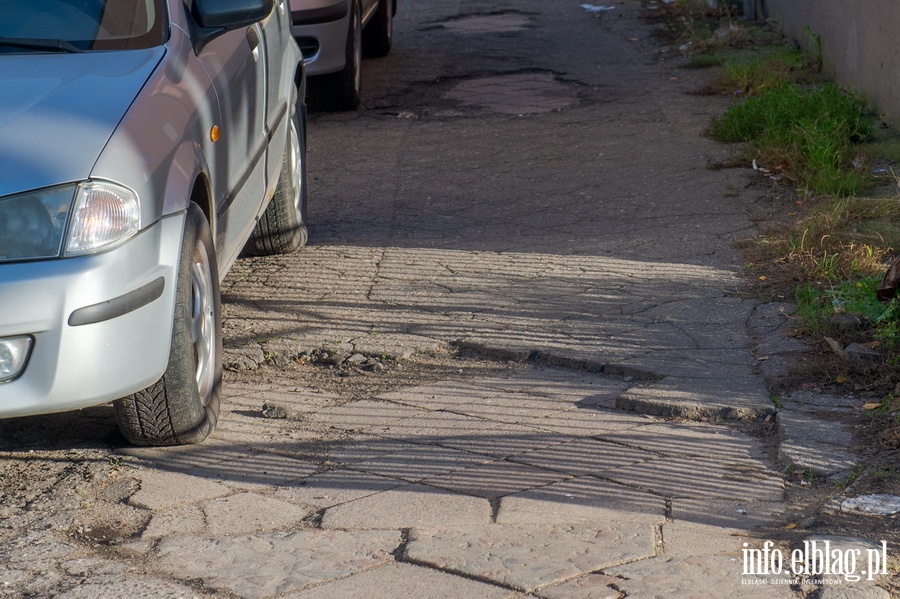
[258,0,296,186]
[193,21,269,267]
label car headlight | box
[0,185,74,261]
[0,181,140,262]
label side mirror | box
[185,0,275,53]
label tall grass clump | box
[708,82,873,196]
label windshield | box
[0,0,165,52]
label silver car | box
[0,0,307,445]
[289,0,395,110]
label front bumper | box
[290,0,350,75]
[0,213,185,418]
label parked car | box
[289,0,395,110]
[0,0,308,445]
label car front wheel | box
[243,86,308,255]
[114,203,222,446]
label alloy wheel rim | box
[289,115,302,218]
[190,243,215,405]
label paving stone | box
[282,562,521,598]
[605,555,796,599]
[778,441,858,477]
[348,444,491,482]
[423,460,569,498]
[377,380,502,410]
[0,530,81,563]
[617,379,775,420]
[841,494,900,516]
[778,411,854,446]
[224,383,340,416]
[818,585,893,598]
[510,437,658,476]
[273,469,403,510]
[351,333,445,360]
[127,469,232,510]
[128,441,313,493]
[406,523,655,593]
[202,492,314,536]
[321,484,491,529]
[306,400,433,434]
[59,557,128,578]
[140,504,206,539]
[750,302,795,336]
[600,455,784,501]
[0,564,32,591]
[597,421,769,461]
[119,436,238,462]
[759,353,798,382]
[472,369,628,402]
[211,451,321,491]
[660,522,751,556]
[360,409,498,444]
[670,497,789,530]
[211,414,318,446]
[781,391,861,414]
[497,477,666,526]
[155,529,400,598]
[1,563,64,597]
[54,577,201,599]
[522,406,655,436]
[436,422,576,459]
[326,435,416,465]
[536,573,623,599]
[778,411,859,476]
[452,392,576,422]
[755,335,809,356]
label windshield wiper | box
[0,36,83,53]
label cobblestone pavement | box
[0,0,895,598]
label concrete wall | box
[763,0,900,126]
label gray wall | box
[764,0,900,126]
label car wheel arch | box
[189,174,215,234]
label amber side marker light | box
[210,125,220,142]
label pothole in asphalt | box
[443,71,578,115]
[431,12,532,34]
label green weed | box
[803,25,823,72]
[708,82,873,196]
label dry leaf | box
[863,402,883,410]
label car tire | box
[114,203,222,446]
[309,0,362,111]
[243,87,308,256]
[362,0,393,57]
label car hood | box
[0,48,165,198]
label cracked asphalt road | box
[1,1,895,598]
